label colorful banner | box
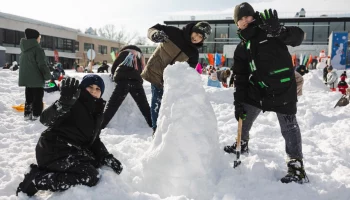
[53,50,59,62]
[330,32,348,70]
[110,51,116,61]
[207,53,214,66]
[221,54,226,65]
[215,53,221,66]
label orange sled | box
[12,103,45,112]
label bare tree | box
[98,24,139,45]
[133,36,147,45]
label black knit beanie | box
[233,2,255,24]
[25,28,40,39]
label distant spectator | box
[2,62,10,69]
[18,28,51,121]
[9,61,19,71]
[295,71,304,96]
[326,65,338,90]
[337,75,348,95]
[97,60,110,73]
[296,65,309,76]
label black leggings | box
[101,80,152,128]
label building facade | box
[164,16,350,67]
[76,33,123,66]
[0,11,78,68]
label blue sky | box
[0,0,348,38]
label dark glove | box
[151,30,168,43]
[259,9,282,37]
[59,77,80,107]
[101,154,123,175]
[234,101,247,121]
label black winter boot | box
[24,104,33,121]
[16,164,40,196]
[224,140,249,154]
[281,159,309,184]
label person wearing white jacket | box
[326,65,338,90]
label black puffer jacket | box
[233,23,304,115]
[111,45,144,83]
[36,89,108,166]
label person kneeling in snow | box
[16,75,123,197]
[224,3,308,184]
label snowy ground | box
[0,64,349,200]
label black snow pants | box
[240,103,303,160]
[101,80,152,128]
[34,136,100,192]
[25,87,44,117]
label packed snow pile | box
[139,62,225,199]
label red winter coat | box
[338,81,349,94]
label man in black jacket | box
[101,45,152,130]
[224,2,308,184]
[16,75,123,197]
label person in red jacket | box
[337,75,348,95]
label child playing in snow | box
[326,65,338,91]
[207,71,221,88]
[225,2,308,184]
[337,75,348,95]
[16,75,123,197]
[216,69,231,88]
[141,21,212,133]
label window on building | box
[206,43,215,53]
[3,29,15,46]
[313,22,329,45]
[64,39,73,52]
[147,47,156,54]
[346,22,350,33]
[198,46,208,53]
[215,24,229,39]
[57,38,64,49]
[215,43,224,53]
[75,41,79,52]
[298,22,313,45]
[84,43,94,51]
[229,24,239,44]
[111,47,119,53]
[98,45,107,54]
[40,35,54,50]
[284,22,298,27]
[53,37,57,49]
[15,31,24,46]
[0,29,4,45]
[45,36,53,50]
[330,22,344,32]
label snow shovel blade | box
[233,151,241,168]
[334,95,349,108]
[233,118,243,169]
